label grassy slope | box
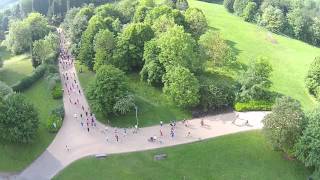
[76,63,191,128]
[0,49,62,171]
[54,131,310,180]
[0,53,33,86]
[189,0,319,109]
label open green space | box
[54,131,310,180]
[189,0,319,109]
[76,63,191,128]
[0,48,62,171]
[0,51,33,86]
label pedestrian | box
[160,129,163,136]
[160,121,163,127]
[186,131,191,137]
[81,121,84,127]
[65,145,70,151]
[115,134,119,142]
[87,127,90,132]
[80,113,83,118]
[74,113,78,120]
[79,90,81,95]
[201,119,204,127]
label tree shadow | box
[198,0,224,5]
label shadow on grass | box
[198,0,223,5]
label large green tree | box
[78,15,105,70]
[163,66,200,108]
[0,94,39,143]
[260,6,285,33]
[114,23,154,72]
[184,7,208,39]
[305,56,320,100]
[295,107,320,177]
[199,31,236,67]
[262,96,306,154]
[93,29,116,71]
[87,65,129,115]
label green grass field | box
[76,63,191,128]
[0,52,33,86]
[54,131,310,180]
[189,0,319,109]
[0,48,62,171]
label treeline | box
[223,0,320,46]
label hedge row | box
[234,100,273,112]
[11,65,47,92]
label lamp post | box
[134,105,139,127]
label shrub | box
[11,64,47,92]
[262,96,306,154]
[51,84,63,99]
[0,81,13,98]
[243,2,257,22]
[306,56,320,98]
[199,77,236,111]
[234,100,273,111]
[47,105,65,133]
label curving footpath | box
[7,30,268,180]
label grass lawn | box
[189,0,319,109]
[0,52,33,86]
[54,131,310,180]
[0,78,62,171]
[75,63,191,128]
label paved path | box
[9,30,268,180]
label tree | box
[237,57,272,102]
[25,13,50,42]
[113,94,135,115]
[176,0,189,11]
[133,5,150,23]
[311,17,320,46]
[199,76,236,111]
[4,20,31,54]
[151,15,176,36]
[305,56,320,99]
[87,65,129,115]
[93,29,116,71]
[260,6,285,33]
[199,31,236,67]
[163,66,200,108]
[140,39,165,86]
[262,96,305,154]
[114,23,154,72]
[224,0,235,12]
[78,15,105,70]
[0,81,13,98]
[233,0,252,16]
[184,8,208,39]
[295,107,320,176]
[287,8,311,41]
[0,94,39,143]
[139,0,155,7]
[243,2,257,22]
[157,25,202,73]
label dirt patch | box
[266,32,278,44]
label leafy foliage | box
[262,96,305,154]
[113,94,135,115]
[93,29,115,71]
[237,57,272,102]
[305,56,320,99]
[199,31,236,66]
[260,6,286,33]
[184,8,208,39]
[163,66,200,108]
[224,0,235,12]
[295,107,320,173]
[87,65,129,115]
[0,94,39,143]
[234,100,273,111]
[0,81,13,98]
[243,2,258,22]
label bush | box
[47,105,65,133]
[234,100,273,111]
[199,76,236,111]
[11,64,47,92]
[0,81,13,98]
[243,2,257,22]
[51,84,63,99]
[306,56,320,98]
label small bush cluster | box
[11,64,47,92]
[51,84,63,99]
[234,100,273,112]
[47,105,65,133]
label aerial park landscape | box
[0,0,319,179]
